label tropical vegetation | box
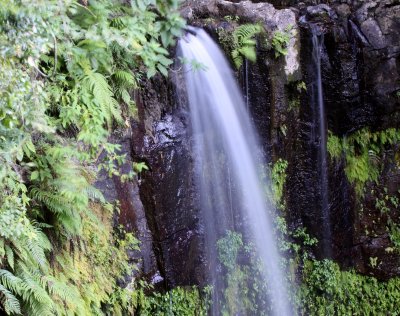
[0,0,187,314]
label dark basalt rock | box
[94,130,161,285]
[131,75,207,287]
[96,74,206,289]
[288,0,400,278]
[350,155,400,279]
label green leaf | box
[30,171,39,181]
[157,64,168,76]
[5,245,14,270]
[147,67,157,78]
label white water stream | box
[311,26,331,257]
[177,27,291,315]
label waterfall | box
[310,26,331,257]
[177,27,291,315]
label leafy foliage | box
[327,128,400,194]
[216,22,294,68]
[326,132,342,160]
[132,283,212,316]
[266,139,400,315]
[298,259,400,315]
[217,230,275,316]
[0,0,184,314]
[231,24,263,69]
[271,27,292,58]
[270,159,288,210]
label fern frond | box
[113,70,137,88]
[5,245,14,271]
[81,71,122,126]
[238,46,257,62]
[0,284,21,315]
[25,236,49,269]
[0,269,25,296]
[30,188,74,215]
[231,23,262,69]
[233,24,262,43]
[15,262,53,313]
[44,275,80,307]
[85,186,105,203]
[232,49,243,69]
[55,213,82,235]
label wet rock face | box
[296,0,400,136]
[240,55,272,155]
[351,158,400,279]
[131,76,207,287]
[96,75,206,288]
[293,1,400,278]
[94,131,160,284]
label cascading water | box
[310,26,331,257]
[177,27,291,315]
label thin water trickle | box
[177,27,291,315]
[244,58,250,111]
[311,26,331,257]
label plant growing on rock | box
[327,128,400,194]
[298,259,400,315]
[132,282,212,316]
[271,26,293,58]
[231,24,263,69]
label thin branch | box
[52,32,57,77]
[74,1,97,18]
[32,65,49,78]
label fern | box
[112,70,137,88]
[8,227,50,273]
[29,147,105,235]
[0,270,24,298]
[16,264,52,306]
[0,262,60,316]
[0,235,54,315]
[112,70,137,112]
[271,28,291,58]
[5,246,14,271]
[0,284,21,315]
[329,128,400,195]
[327,132,342,159]
[231,24,263,69]
[0,0,183,314]
[82,71,122,126]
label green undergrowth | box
[132,283,212,316]
[271,26,292,58]
[364,186,400,252]
[270,158,288,210]
[217,230,274,316]
[217,23,263,69]
[327,128,400,194]
[327,127,400,252]
[280,220,400,315]
[298,259,400,315]
[0,0,185,314]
